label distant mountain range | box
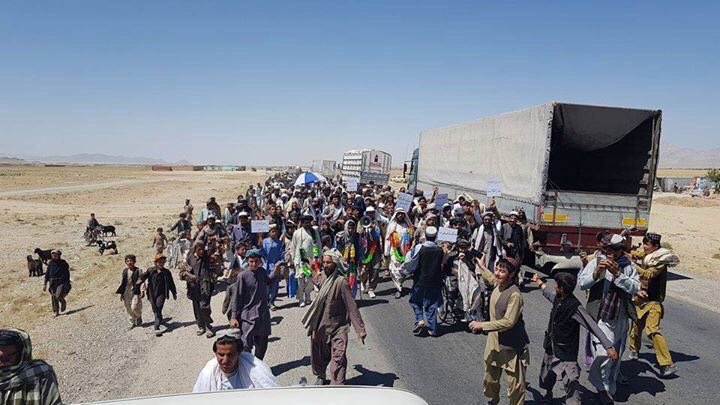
[1,143,718,168]
[658,144,720,168]
[1,153,191,165]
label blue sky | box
[1,1,718,165]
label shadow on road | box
[357,299,389,308]
[525,381,595,404]
[268,336,281,343]
[274,301,299,310]
[271,316,283,325]
[667,271,693,281]
[438,321,469,336]
[272,355,311,376]
[614,360,667,402]
[373,287,400,297]
[346,364,399,387]
[639,350,699,365]
[62,305,94,316]
[164,320,198,333]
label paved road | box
[43,268,718,404]
[359,275,720,404]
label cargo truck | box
[410,102,662,256]
[341,149,392,185]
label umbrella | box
[294,171,327,186]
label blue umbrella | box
[294,171,327,186]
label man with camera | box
[578,234,640,404]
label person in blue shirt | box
[230,211,258,249]
[261,225,285,310]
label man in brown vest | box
[470,257,529,405]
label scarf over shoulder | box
[0,328,61,405]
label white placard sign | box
[487,177,502,197]
[395,192,414,212]
[251,220,270,233]
[437,227,458,243]
[434,193,448,208]
[347,177,359,192]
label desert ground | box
[0,165,718,403]
[0,166,271,333]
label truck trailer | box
[311,159,338,178]
[341,149,392,185]
[411,102,662,254]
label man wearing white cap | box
[401,226,445,337]
[578,234,639,404]
[231,211,256,249]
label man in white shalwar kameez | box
[193,329,279,392]
[384,208,412,299]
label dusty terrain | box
[0,165,718,403]
[0,166,270,334]
[656,168,709,178]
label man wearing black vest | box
[400,226,445,337]
[469,257,528,405]
[533,272,617,404]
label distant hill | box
[0,156,29,164]
[658,144,720,169]
[11,153,192,165]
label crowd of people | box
[2,170,682,405]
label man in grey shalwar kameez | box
[229,249,285,360]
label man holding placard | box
[231,212,257,249]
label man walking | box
[302,249,367,385]
[115,254,145,328]
[532,272,618,404]
[181,242,218,338]
[184,199,194,224]
[469,257,529,405]
[231,211,256,249]
[358,208,382,299]
[229,249,286,360]
[501,211,526,282]
[261,225,285,311]
[292,214,321,307]
[578,234,640,404]
[142,254,178,336]
[472,211,503,271]
[628,232,679,377]
[43,250,70,317]
[401,226,444,337]
[384,208,413,299]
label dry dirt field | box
[0,165,270,333]
[656,168,709,178]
